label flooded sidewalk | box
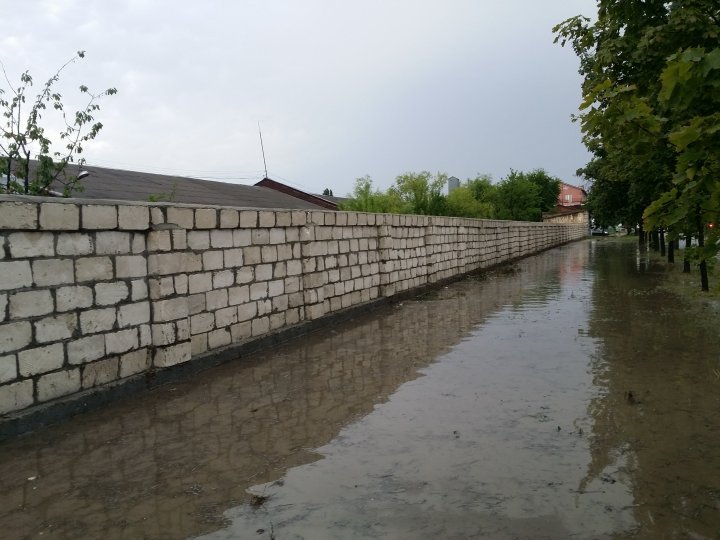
[1,238,719,539]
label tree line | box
[554,0,719,291]
[339,169,562,222]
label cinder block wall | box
[0,195,586,417]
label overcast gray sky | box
[1,0,597,196]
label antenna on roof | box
[258,122,268,179]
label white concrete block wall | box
[0,195,586,417]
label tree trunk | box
[683,234,691,273]
[697,210,709,292]
[668,235,674,263]
[638,224,645,246]
[649,229,659,251]
[659,229,666,257]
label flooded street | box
[1,238,719,539]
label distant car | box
[591,227,609,236]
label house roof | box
[254,178,338,210]
[39,164,331,209]
[559,181,587,195]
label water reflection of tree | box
[584,240,720,538]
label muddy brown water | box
[1,238,719,539]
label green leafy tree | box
[340,176,405,213]
[0,51,117,196]
[494,170,543,221]
[525,168,561,212]
[394,171,447,216]
[554,0,720,290]
[446,174,497,218]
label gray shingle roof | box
[49,165,329,209]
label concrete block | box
[251,317,270,336]
[205,289,229,310]
[95,282,129,305]
[291,211,306,226]
[18,343,64,376]
[268,279,284,297]
[214,306,237,327]
[95,231,131,255]
[118,205,150,230]
[257,299,272,316]
[150,207,165,225]
[191,312,215,335]
[9,289,54,319]
[37,368,81,402]
[208,328,231,349]
[57,232,94,255]
[258,211,275,227]
[239,210,257,228]
[153,297,188,322]
[149,277,175,299]
[273,261,287,278]
[255,264,272,281]
[147,230,172,252]
[117,301,151,327]
[0,380,34,415]
[116,255,147,278]
[237,302,257,321]
[275,212,291,227]
[105,328,139,355]
[167,207,194,229]
[228,285,249,306]
[0,201,37,230]
[76,256,113,282]
[174,274,188,294]
[34,313,76,343]
[119,348,151,378]
[152,322,176,345]
[188,293,206,314]
[261,245,278,262]
[211,229,233,248]
[213,270,234,289]
[0,261,32,290]
[172,229,187,250]
[195,209,217,229]
[269,228,285,244]
[139,324,152,346]
[191,333,208,356]
[40,203,79,230]
[32,258,74,286]
[153,342,191,367]
[67,334,106,364]
[131,279,149,301]
[220,209,239,228]
[269,312,285,330]
[286,228,300,242]
[236,267,254,284]
[80,307,116,334]
[252,229,270,244]
[9,232,54,257]
[188,272,213,294]
[243,246,261,264]
[230,321,251,342]
[202,250,223,270]
[83,205,117,229]
[0,354,17,383]
[233,229,252,247]
[82,357,119,388]
[224,248,243,267]
[250,282,268,300]
[188,230,210,250]
[147,252,186,275]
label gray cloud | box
[1,0,596,196]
